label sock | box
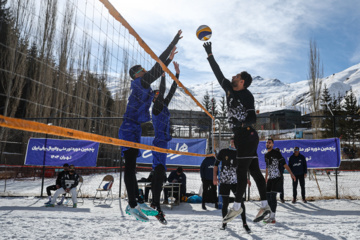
[232,202,241,211]
[261,200,268,208]
[48,196,51,201]
[270,211,275,219]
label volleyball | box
[196,25,212,41]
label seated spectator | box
[45,165,80,208]
[164,167,186,203]
[45,163,69,205]
[138,171,167,202]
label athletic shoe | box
[73,203,77,208]
[45,204,55,207]
[57,199,64,206]
[263,217,276,224]
[57,195,65,205]
[243,224,251,233]
[125,205,149,222]
[138,202,158,216]
[155,210,167,225]
[302,199,307,203]
[223,207,243,223]
[202,203,207,210]
[280,199,285,203]
[220,223,227,230]
[253,205,270,222]
[292,198,296,204]
[44,200,51,205]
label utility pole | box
[323,103,338,199]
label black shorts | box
[219,184,237,196]
[233,126,259,159]
[266,177,283,193]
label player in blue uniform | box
[150,61,179,224]
[119,30,182,222]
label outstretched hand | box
[169,46,178,60]
[172,30,183,45]
[173,61,180,74]
[203,42,212,55]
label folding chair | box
[64,175,84,206]
[93,175,114,205]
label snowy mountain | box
[188,63,360,115]
[106,63,360,114]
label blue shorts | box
[152,138,168,170]
[118,120,141,156]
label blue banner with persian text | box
[137,137,207,166]
[25,138,99,167]
[257,138,341,169]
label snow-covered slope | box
[188,63,360,114]
[107,63,360,114]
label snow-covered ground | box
[1,172,360,239]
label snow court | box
[1,197,360,240]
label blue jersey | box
[119,77,154,154]
[123,77,154,123]
[152,105,171,142]
[151,105,171,170]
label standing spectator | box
[214,138,251,233]
[200,155,218,210]
[164,167,186,202]
[275,148,285,203]
[45,165,80,208]
[264,139,296,223]
[288,147,308,203]
[45,163,69,205]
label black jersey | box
[265,149,286,179]
[215,148,238,184]
[207,55,256,128]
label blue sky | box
[110,0,360,86]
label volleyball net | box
[0,0,214,166]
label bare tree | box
[308,39,323,138]
[308,39,323,112]
[53,0,76,127]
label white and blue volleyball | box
[196,25,212,41]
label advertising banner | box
[257,138,341,169]
[25,138,99,167]
[137,137,207,166]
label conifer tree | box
[320,85,333,138]
[339,89,360,147]
[202,91,211,113]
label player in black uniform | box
[203,42,270,223]
[264,139,296,223]
[214,138,251,233]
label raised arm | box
[164,46,178,67]
[152,73,166,116]
[142,30,182,88]
[203,42,232,91]
[164,61,179,106]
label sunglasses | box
[294,149,299,151]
